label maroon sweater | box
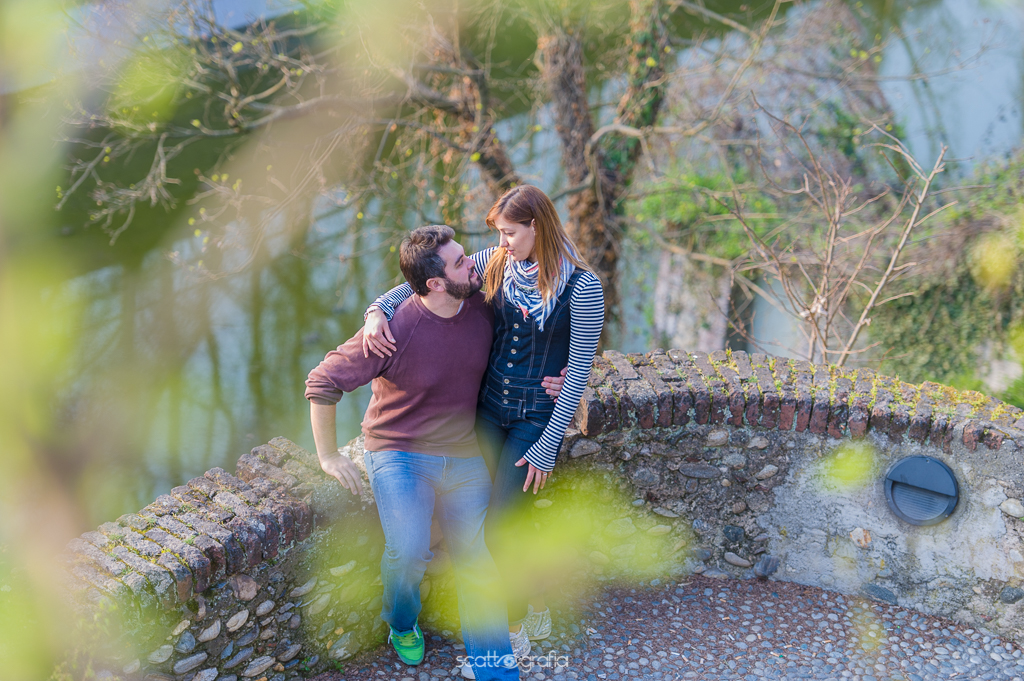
[305,292,494,457]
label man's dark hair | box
[400,225,455,296]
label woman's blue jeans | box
[474,400,548,627]
[364,450,517,680]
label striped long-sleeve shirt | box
[369,246,604,471]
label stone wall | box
[62,348,1024,679]
[560,349,1024,642]
[62,437,390,681]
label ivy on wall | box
[872,266,1011,387]
[871,151,1024,405]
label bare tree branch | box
[837,146,949,365]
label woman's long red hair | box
[482,185,590,305]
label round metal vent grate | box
[884,456,959,526]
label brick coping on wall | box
[64,437,320,611]
[577,349,1024,453]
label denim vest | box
[480,269,583,425]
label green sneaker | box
[389,623,425,666]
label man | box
[305,225,520,680]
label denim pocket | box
[533,395,556,412]
[523,411,552,430]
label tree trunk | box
[537,0,670,339]
[470,119,521,195]
[425,29,521,197]
[654,252,731,353]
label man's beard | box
[444,272,483,300]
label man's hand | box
[515,457,550,494]
[362,307,397,358]
[320,451,364,496]
[541,366,568,402]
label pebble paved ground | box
[312,575,1024,681]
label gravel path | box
[312,575,1024,681]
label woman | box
[363,184,604,660]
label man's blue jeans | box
[364,450,518,681]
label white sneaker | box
[460,653,517,679]
[522,604,552,641]
[510,625,532,659]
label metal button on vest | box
[503,390,509,395]
[513,336,519,341]
[503,399,508,404]
[507,362,512,367]
[514,323,519,329]
[511,349,517,354]
[504,378,509,384]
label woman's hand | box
[515,457,551,494]
[319,451,364,496]
[362,307,397,358]
[541,366,567,402]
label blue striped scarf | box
[502,248,577,331]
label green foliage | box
[48,591,125,681]
[109,49,190,125]
[1000,374,1024,408]
[814,442,879,493]
[872,265,1007,388]
[817,103,863,168]
[871,150,1024,406]
[948,150,1024,223]
[815,104,909,180]
[630,168,777,260]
